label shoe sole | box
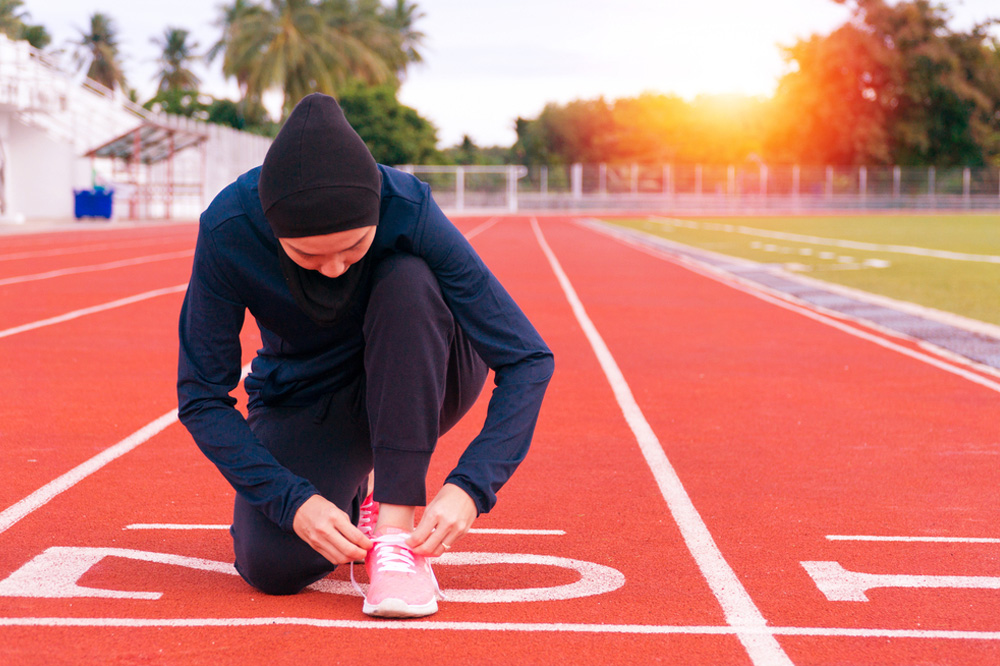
[363,597,438,618]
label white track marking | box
[0,546,624,604]
[467,528,565,536]
[464,216,500,240]
[0,237,194,262]
[0,284,188,340]
[650,216,1000,263]
[802,561,1000,602]
[125,524,231,530]
[827,535,1000,544]
[0,250,194,286]
[1,617,998,641]
[123,524,565,536]
[0,412,179,535]
[530,218,794,666]
[0,364,251,534]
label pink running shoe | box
[357,493,379,539]
[362,527,441,618]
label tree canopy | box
[768,0,1000,166]
[214,0,424,116]
[516,0,1000,167]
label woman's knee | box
[231,500,335,595]
[367,254,450,326]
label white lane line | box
[0,249,194,286]
[122,524,566,536]
[0,412,179,534]
[530,218,793,666]
[468,528,565,536]
[1,617,998,641]
[464,216,500,240]
[0,236,194,262]
[651,216,1000,263]
[125,524,230,530]
[0,364,251,535]
[827,535,1000,544]
[0,284,188,340]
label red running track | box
[0,216,997,665]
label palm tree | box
[220,0,400,115]
[152,27,201,92]
[382,0,425,78]
[320,0,395,87]
[206,0,254,66]
[76,12,127,92]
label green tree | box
[205,97,277,135]
[151,27,201,93]
[765,23,899,165]
[336,83,439,164]
[20,23,49,49]
[143,89,208,117]
[442,135,510,165]
[857,0,1000,165]
[769,0,1000,166]
[0,0,50,49]
[76,12,128,92]
[515,98,616,165]
[0,0,25,39]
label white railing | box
[403,163,1000,213]
[397,164,528,212]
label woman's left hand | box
[407,483,477,556]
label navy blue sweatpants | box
[232,254,488,594]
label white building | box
[0,34,271,224]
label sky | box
[24,0,1000,148]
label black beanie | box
[258,93,382,238]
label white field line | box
[530,218,794,666]
[827,535,1000,544]
[0,364,251,535]
[0,236,194,262]
[464,216,500,240]
[650,216,1000,263]
[0,249,194,286]
[0,412,179,534]
[121,524,566,536]
[587,222,1000,396]
[2,617,998,641]
[0,284,189,340]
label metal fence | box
[400,164,1000,213]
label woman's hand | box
[292,494,371,564]
[407,483,477,556]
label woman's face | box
[278,225,376,278]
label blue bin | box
[74,189,114,219]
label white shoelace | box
[350,533,445,599]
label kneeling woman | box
[177,93,553,618]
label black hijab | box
[258,93,382,326]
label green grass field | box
[605,214,1000,327]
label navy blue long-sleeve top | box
[177,165,553,532]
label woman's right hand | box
[292,494,372,564]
